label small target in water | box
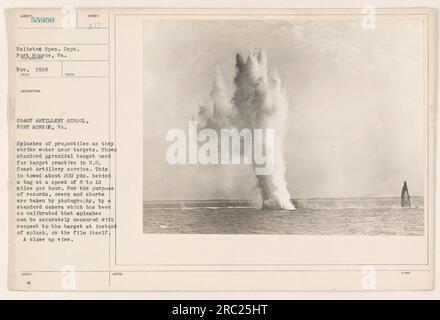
[401,181,411,208]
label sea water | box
[143,197,424,235]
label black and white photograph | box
[143,18,425,235]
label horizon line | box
[143,195,424,202]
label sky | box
[143,18,425,200]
